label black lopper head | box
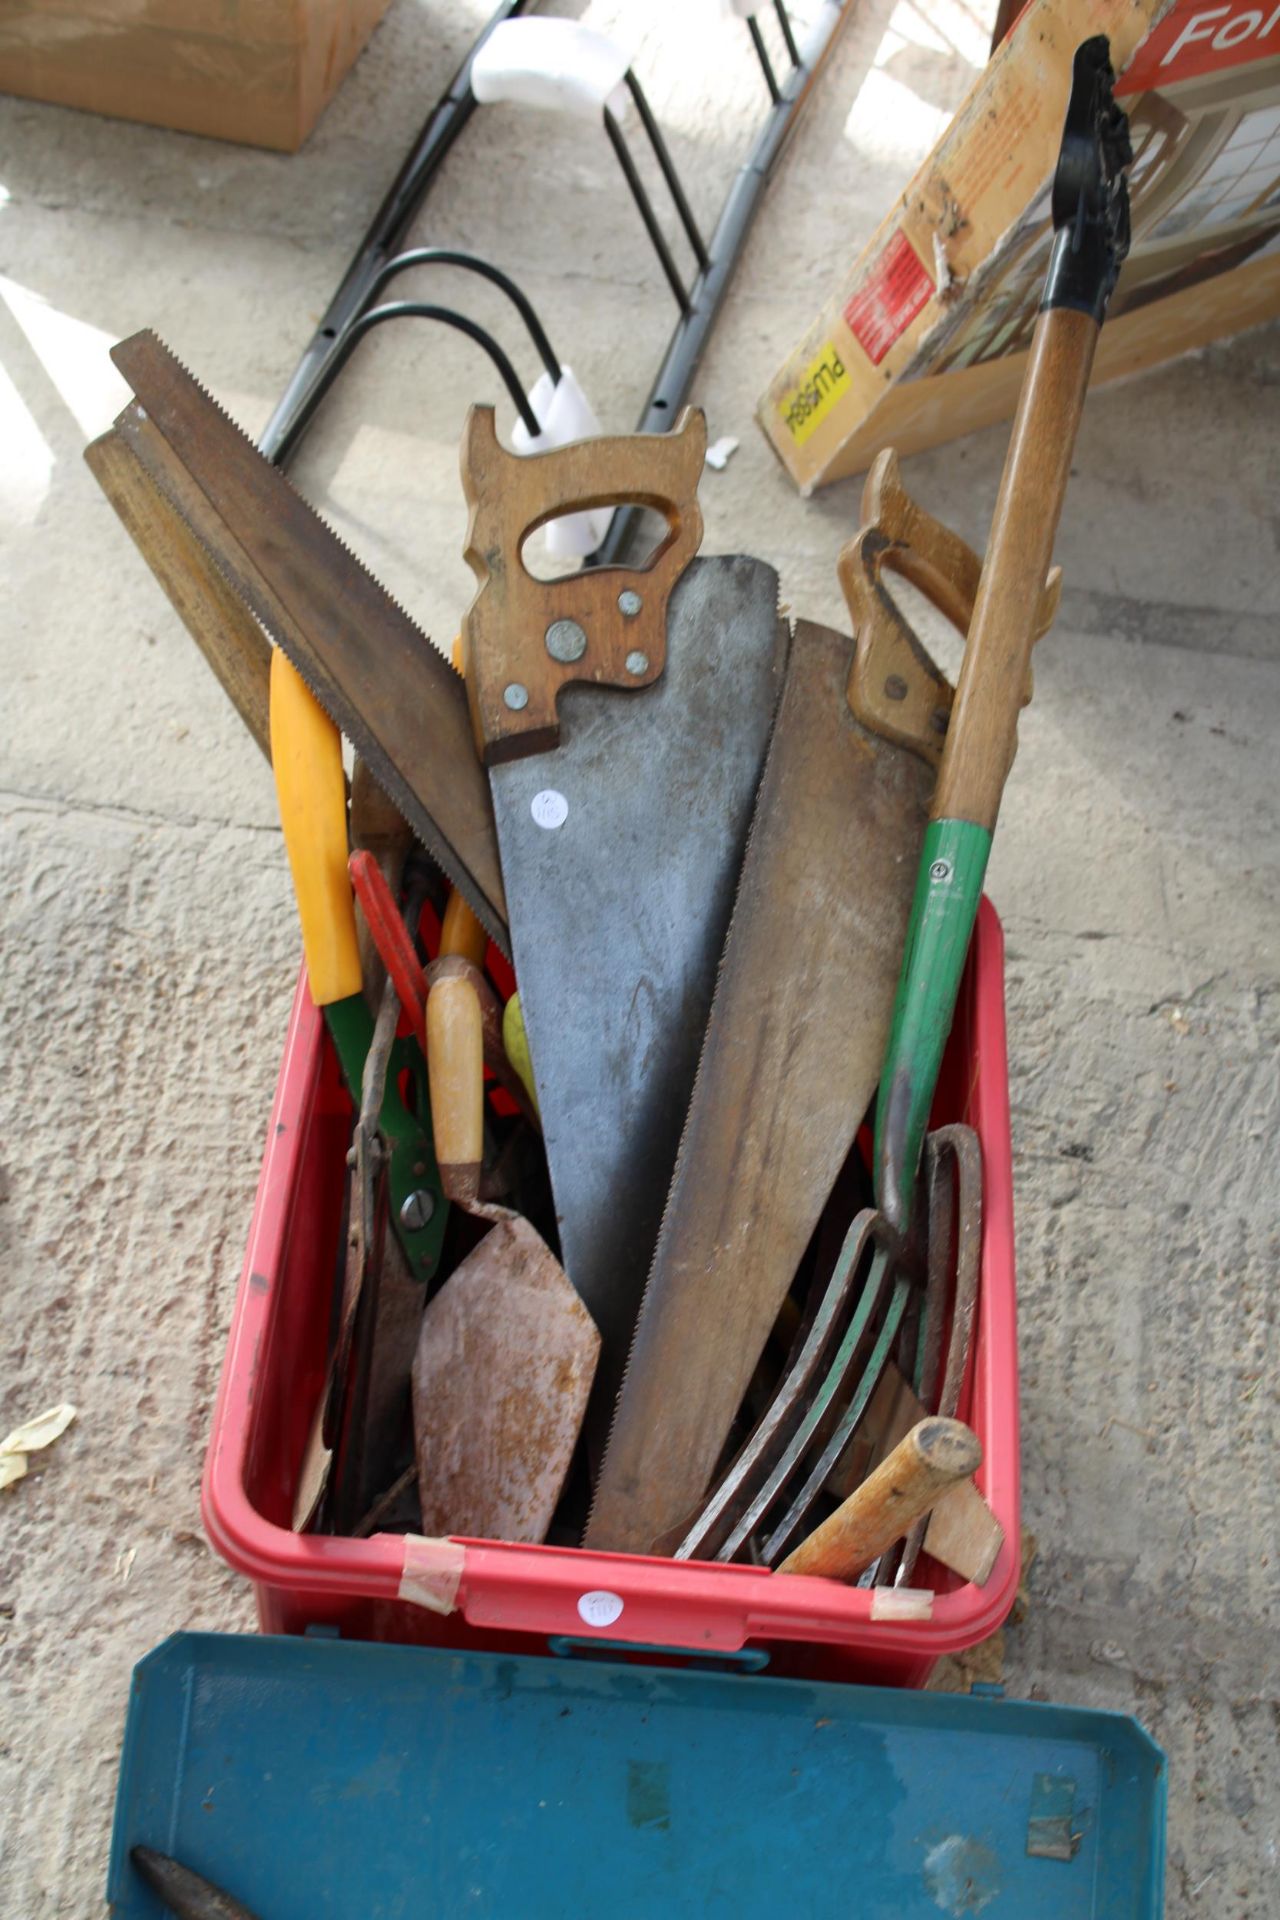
[1043,35,1134,324]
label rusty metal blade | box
[488,557,787,1399]
[586,620,933,1554]
[109,331,507,947]
[411,1216,600,1544]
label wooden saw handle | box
[838,448,1061,770]
[777,1418,981,1582]
[460,403,706,764]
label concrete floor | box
[2,0,1277,1910]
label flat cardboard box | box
[760,0,1280,488]
[0,0,394,152]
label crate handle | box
[547,1635,770,1673]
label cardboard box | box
[760,0,1280,488]
[0,0,394,152]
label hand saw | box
[459,405,788,1394]
[585,454,1059,1556]
[107,331,508,949]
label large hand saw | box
[459,407,787,1392]
[108,332,507,949]
[586,453,1059,1555]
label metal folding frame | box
[259,0,854,569]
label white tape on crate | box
[512,368,614,560]
[399,1534,465,1615]
[472,20,631,121]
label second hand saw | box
[109,331,508,950]
[459,407,788,1396]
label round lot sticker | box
[531,789,568,831]
[577,1589,624,1628]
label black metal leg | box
[604,106,691,313]
[774,2,802,69]
[624,72,710,271]
[748,17,782,104]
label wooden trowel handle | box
[777,1418,981,1582]
[460,403,706,765]
[427,969,485,1208]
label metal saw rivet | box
[400,1189,436,1231]
[625,650,650,677]
[545,619,588,664]
[504,682,530,711]
[618,590,643,618]
[885,674,908,701]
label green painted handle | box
[873,819,991,1237]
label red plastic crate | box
[204,898,1019,1687]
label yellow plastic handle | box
[502,992,540,1119]
[441,889,488,967]
[269,650,362,1007]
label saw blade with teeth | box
[109,330,508,950]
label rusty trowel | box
[459,408,787,1400]
[413,960,599,1544]
[587,454,1058,1555]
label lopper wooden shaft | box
[778,1417,981,1582]
[874,30,1133,1238]
[933,307,1096,832]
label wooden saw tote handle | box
[874,35,1133,1239]
[839,448,1061,770]
[459,403,706,764]
[778,1418,981,1582]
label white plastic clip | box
[512,367,613,560]
[472,20,631,121]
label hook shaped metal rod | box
[324,302,544,439]
[364,247,562,383]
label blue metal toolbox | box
[108,1633,1165,1916]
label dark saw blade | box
[110,330,507,947]
[493,555,786,1400]
[586,619,933,1554]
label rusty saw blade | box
[459,406,787,1399]
[109,331,507,947]
[586,453,1013,1555]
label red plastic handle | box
[347,850,427,1032]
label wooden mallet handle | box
[777,1418,981,1582]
